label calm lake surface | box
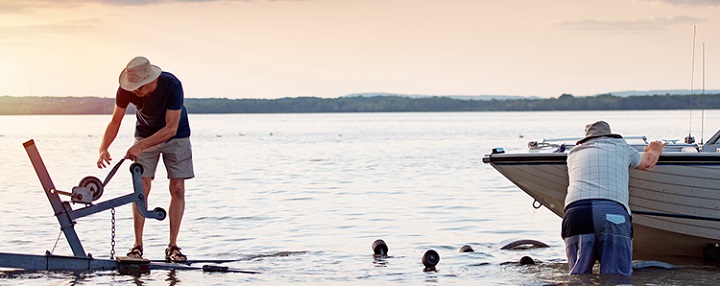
[1,111,720,285]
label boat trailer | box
[0,140,176,272]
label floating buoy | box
[703,244,720,261]
[459,245,474,253]
[372,239,388,256]
[519,256,535,265]
[422,249,440,270]
[500,256,536,266]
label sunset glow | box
[1,0,719,99]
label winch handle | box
[138,206,167,221]
[102,158,126,186]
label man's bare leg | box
[131,177,153,253]
[168,178,185,247]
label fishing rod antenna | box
[686,25,696,145]
[701,42,705,145]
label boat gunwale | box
[483,152,720,164]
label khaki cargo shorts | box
[135,137,195,179]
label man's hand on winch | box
[125,143,143,161]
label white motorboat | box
[483,132,720,260]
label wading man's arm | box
[636,141,664,171]
[98,105,126,168]
[124,109,181,161]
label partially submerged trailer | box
[0,140,255,274]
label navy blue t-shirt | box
[116,72,191,139]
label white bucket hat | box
[119,56,162,91]
[576,120,623,144]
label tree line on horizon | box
[1,93,719,115]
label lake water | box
[1,110,720,285]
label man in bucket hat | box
[97,56,193,263]
[562,121,663,275]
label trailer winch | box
[53,158,126,204]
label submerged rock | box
[631,260,677,270]
[499,239,549,250]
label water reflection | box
[372,255,389,268]
[423,270,439,285]
[165,270,178,286]
[2,112,720,285]
[131,274,144,286]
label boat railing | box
[528,136,700,153]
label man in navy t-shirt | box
[97,56,193,263]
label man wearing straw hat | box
[563,121,663,275]
[97,56,193,263]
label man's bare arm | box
[125,109,181,161]
[635,141,664,171]
[98,105,126,168]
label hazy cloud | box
[0,22,95,34]
[652,0,720,6]
[557,16,703,32]
[0,0,229,13]
[0,19,98,47]
[0,0,286,12]
[96,0,219,5]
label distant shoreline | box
[1,93,719,115]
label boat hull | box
[483,152,720,260]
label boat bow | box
[484,149,720,259]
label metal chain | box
[110,207,116,259]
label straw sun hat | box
[576,120,623,144]
[119,56,161,91]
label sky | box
[0,0,719,99]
